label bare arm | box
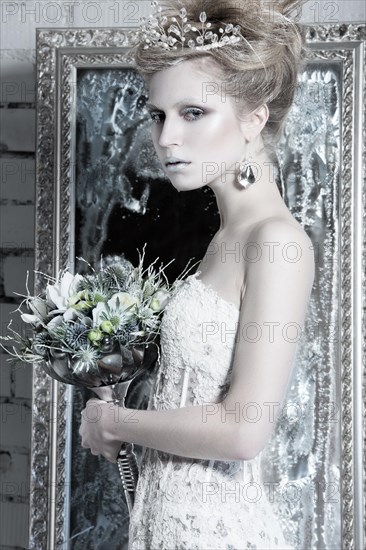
[81,399,244,463]
[80,221,315,463]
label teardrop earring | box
[237,160,256,189]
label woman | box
[80,0,315,548]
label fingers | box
[81,443,116,462]
[79,399,119,462]
[79,421,117,461]
[104,451,117,464]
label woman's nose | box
[157,116,182,147]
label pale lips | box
[164,157,191,172]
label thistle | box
[64,322,89,350]
[32,332,50,357]
[104,263,134,290]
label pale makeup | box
[146,58,251,192]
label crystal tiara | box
[139,0,244,51]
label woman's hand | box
[79,398,123,463]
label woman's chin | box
[161,167,207,192]
[169,178,206,193]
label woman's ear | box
[240,103,269,142]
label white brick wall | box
[0,110,36,152]
[0,403,32,449]
[1,42,36,550]
[3,257,34,298]
[0,206,35,249]
[0,159,35,201]
[0,356,12,397]
[0,1,364,547]
[0,502,30,549]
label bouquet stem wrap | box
[92,380,140,516]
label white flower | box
[46,315,65,330]
[29,297,48,320]
[46,272,84,312]
[109,292,139,313]
[21,313,43,325]
[21,296,48,325]
[92,292,139,328]
[62,308,78,322]
[149,289,170,311]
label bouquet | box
[2,248,182,381]
[1,245,195,513]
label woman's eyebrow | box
[146,97,205,110]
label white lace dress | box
[128,272,292,550]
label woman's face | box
[146,58,250,191]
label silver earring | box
[237,161,256,189]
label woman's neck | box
[209,149,292,233]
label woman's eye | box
[183,108,204,121]
[148,111,164,124]
[147,107,204,124]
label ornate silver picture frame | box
[32,24,365,550]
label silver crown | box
[139,1,243,51]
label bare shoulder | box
[245,216,315,285]
[248,216,314,257]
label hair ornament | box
[139,0,243,51]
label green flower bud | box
[149,290,170,312]
[73,300,93,311]
[68,290,89,307]
[100,320,114,334]
[149,298,161,312]
[87,329,103,343]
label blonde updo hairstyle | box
[133,0,308,154]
